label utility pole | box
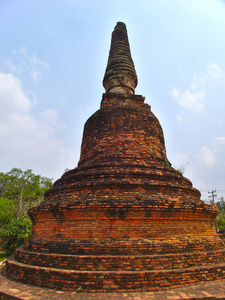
[208,190,217,204]
[208,190,218,232]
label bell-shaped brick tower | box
[6,22,225,292]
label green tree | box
[0,197,16,226]
[216,197,225,213]
[0,168,52,219]
[216,197,225,231]
[0,215,32,254]
[0,169,52,254]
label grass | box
[0,252,7,262]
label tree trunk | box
[17,185,24,218]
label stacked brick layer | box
[5,93,225,291]
[14,247,225,271]
[24,202,221,255]
[103,22,138,94]
[6,258,225,292]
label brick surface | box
[2,264,225,299]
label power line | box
[208,190,217,204]
[200,189,225,192]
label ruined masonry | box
[6,22,225,292]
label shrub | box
[0,197,16,227]
[0,215,32,254]
[216,213,225,231]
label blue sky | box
[0,0,225,201]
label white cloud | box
[0,72,32,113]
[40,109,66,130]
[30,68,42,81]
[176,115,183,122]
[194,147,215,166]
[179,137,225,197]
[41,109,59,126]
[170,137,225,201]
[171,88,205,112]
[0,72,77,180]
[169,63,225,197]
[171,63,225,116]
[212,137,225,154]
[5,59,22,75]
[193,137,225,172]
[190,137,225,170]
[28,53,48,81]
[6,46,48,82]
[18,46,27,57]
[171,152,189,174]
[191,63,225,89]
[172,152,189,166]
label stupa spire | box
[103,22,138,94]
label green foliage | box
[0,168,52,219]
[0,215,32,254]
[216,197,225,231]
[163,160,171,167]
[0,252,7,262]
[174,163,188,175]
[0,197,16,226]
[216,213,225,231]
[0,169,52,253]
[216,197,225,214]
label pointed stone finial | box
[103,22,138,94]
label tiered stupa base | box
[6,209,225,292]
[6,254,225,292]
[6,155,225,291]
[6,201,225,292]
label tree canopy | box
[216,197,225,231]
[0,215,32,254]
[0,168,52,222]
[0,168,53,254]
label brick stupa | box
[6,22,225,292]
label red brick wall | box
[6,257,225,292]
[24,201,222,256]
